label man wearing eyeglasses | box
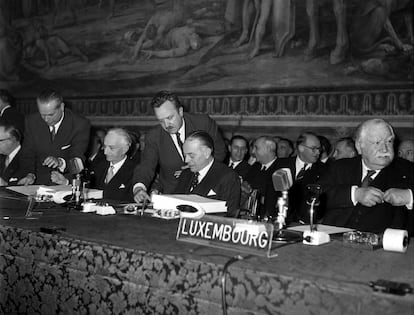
[0,123,25,186]
[321,119,413,235]
[266,132,328,223]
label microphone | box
[68,157,84,175]
[272,168,293,192]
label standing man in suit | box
[133,90,226,202]
[0,123,25,186]
[174,131,241,217]
[321,119,413,235]
[227,135,250,179]
[243,136,279,218]
[268,132,328,223]
[0,89,24,134]
[18,89,90,185]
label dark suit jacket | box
[244,159,279,217]
[133,112,226,194]
[231,160,251,179]
[0,106,25,133]
[20,108,90,185]
[0,149,26,185]
[174,160,241,217]
[90,158,135,202]
[320,156,414,234]
[267,157,328,223]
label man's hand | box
[51,171,69,185]
[42,156,62,169]
[383,188,411,206]
[17,173,36,186]
[133,187,150,203]
[355,187,384,207]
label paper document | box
[152,194,227,214]
[287,224,355,235]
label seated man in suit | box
[227,135,250,179]
[0,123,25,185]
[268,132,328,223]
[243,136,279,218]
[0,89,24,133]
[321,119,413,235]
[133,90,226,202]
[52,128,136,202]
[174,131,241,217]
[18,89,90,185]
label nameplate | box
[176,215,276,257]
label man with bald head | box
[18,89,90,185]
[398,139,414,162]
[268,132,328,223]
[321,119,413,235]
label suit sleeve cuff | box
[133,183,147,193]
[407,189,413,210]
[58,158,66,172]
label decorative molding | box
[16,87,413,138]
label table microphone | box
[68,157,84,175]
[272,168,293,191]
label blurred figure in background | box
[277,137,294,158]
[398,139,414,162]
[227,135,250,179]
[0,89,24,134]
[332,137,357,160]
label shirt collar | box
[262,157,276,170]
[110,156,127,174]
[361,160,380,180]
[7,145,21,163]
[0,105,11,116]
[229,158,242,168]
[51,111,65,132]
[198,158,214,182]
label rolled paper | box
[382,228,408,253]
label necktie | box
[105,165,115,184]
[229,162,234,169]
[190,172,199,191]
[50,125,56,141]
[296,164,308,180]
[176,132,184,158]
[361,170,376,187]
[261,165,266,171]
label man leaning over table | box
[17,89,90,185]
[174,131,241,217]
[320,118,414,236]
[133,90,226,203]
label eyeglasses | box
[301,144,321,153]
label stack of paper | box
[152,194,227,214]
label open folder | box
[152,194,227,214]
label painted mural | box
[0,0,413,98]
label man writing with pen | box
[133,90,226,202]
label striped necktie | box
[105,165,115,184]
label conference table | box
[0,188,413,315]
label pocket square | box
[119,184,126,189]
[207,189,216,196]
[61,144,71,150]
[9,178,18,182]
